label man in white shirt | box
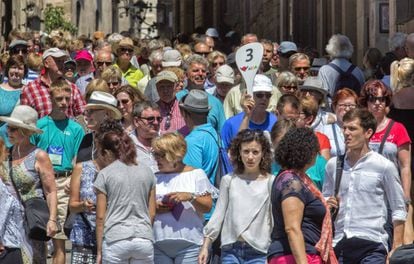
[323,108,406,263]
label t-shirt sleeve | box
[392,122,411,147]
[276,172,307,204]
[316,132,331,150]
[93,171,107,195]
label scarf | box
[280,170,338,264]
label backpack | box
[201,129,233,188]
[329,63,362,95]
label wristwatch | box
[189,193,197,203]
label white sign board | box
[235,43,263,95]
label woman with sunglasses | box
[199,129,274,264]
[113,85,146,137]
[101,66,123,94]
[359,79,413,244]
[151,132,216,263]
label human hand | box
[168,192,193,203]
[327,196,339,210]
[83,199,95,212]
[156,200,173,213]
[240,92,255,117]
[198,245,209,264]
[97,253,102,264]
[47,220,58,237]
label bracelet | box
[404,198,411,205]
[48,219,57,222]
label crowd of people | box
[0,26,413,264]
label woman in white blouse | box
[152,132,217,263]
[198,129,274,264]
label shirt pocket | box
[356,172,380,193]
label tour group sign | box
[235,43,264,95]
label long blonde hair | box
[390,58,414,93]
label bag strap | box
[334,154,345,197]
[80,213,92,229]
[331,124,342,156]
[8,146,24,205]
[328,63,344,74]
[346,64,356,74]
[378,120,395,155]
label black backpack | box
[329,63,362,95]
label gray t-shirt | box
[94,160,156,243]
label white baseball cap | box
[252,74,273,93]
[216,65,234,84]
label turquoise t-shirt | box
[31,116,85,172]
[271,154,327,190]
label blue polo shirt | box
[221,111,277,150]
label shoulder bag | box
[8,147,51,241]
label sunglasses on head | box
[368,96,386,103]
[139,116,162,123]
[254,92,272,99]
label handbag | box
[71,245,97,264]
[8,147,51,241]
[0,247,23,264]
[64,210,92,238]
[389,243,414,264]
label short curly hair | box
[152,132,187,163]
[275,127,319,170]
[229,129,272,174]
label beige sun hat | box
[0,105,43,134]
[85,91,122,120]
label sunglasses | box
[294,66,310,72]
[368,96,386,103]
[118,99,130,105]
[96,61,112,66]
[107,81,119,86]
[11,48,28,55]
[212,62,225,67]
[7,126,19,132]
[164,114,171,130]
[139,116,162,123]
[119,47,134,54]
[254,92,272,99]
[196,52,210,57]
[337,103,357,109]
[281,85,298,91]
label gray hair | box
[184,54,209,70]
[277,71,299,87]
[148,39,163,52]
[107,33,124,45]
[389,32,407,51]
[132,101,160,118]
[149,49,164,63]
[325,34,354,59]
[288,53,310,68]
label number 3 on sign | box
[235,43,264,95]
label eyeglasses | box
[107,81,119,87]
[11,48,28,55]
[281,85,298,92]
[368,96,386,103]
[7,126,19,132]
[294,66,310,72]
[195,51,210,57]
[139,116,162,123]
[337,103,357,109]
[96,61,112,66]
[118,99,130,105]
[212,62,225,67]
[119,47,134,54]
[254,92,272,99]
[164,114,171,130]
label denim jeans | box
[221,241,267,264]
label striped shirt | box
[21,76,86,118]
[157,99,189,136]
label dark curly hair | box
[96,120,137,165]
[275,127,319,170]
[229,129,272,174]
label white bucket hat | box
[0,105,43,134]
[85,91,122,120]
